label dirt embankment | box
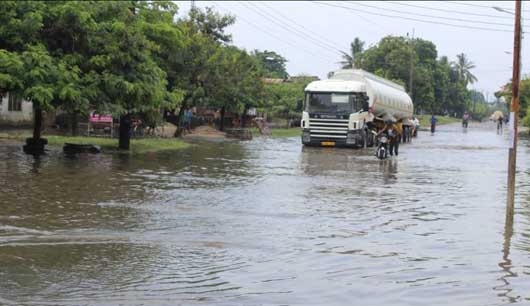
[182,126,229,142]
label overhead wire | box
[241,1,343,57]
[445,1,530,13]
[383,1,530,22]
[252,1,390,66]
[312,1,512,33]
[210,1,333,68]
[255,1,345,50]
[343,1,517,28]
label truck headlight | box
[346,131,356,144]
[302,129,310,143]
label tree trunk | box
[174,102,187,137]
[33,106,42,140]
[119,113,131,150]
[70,111,79,136]
[219,106,225,131]
[241,105,248,128]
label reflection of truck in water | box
[301,69,414,148]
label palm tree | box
[340,37,365,69]
[453,53,478,86]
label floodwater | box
[2,123,530,305]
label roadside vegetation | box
[0,132,189,154]
[2,1,513,152]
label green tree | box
[340,37,364,69]
[20,44,58,142]
[86,2,169,150]
[171,6,236,136]
[252,49,288,79]
[453,53,477,86]
[189,6,235,44]
[204,46,263,131]
[262,77,312,119]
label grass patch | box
[0,133,189,154]
[250,127,301,138]
[418,115,461,127]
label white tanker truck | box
[301,69,414,148]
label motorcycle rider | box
[378,119,400,156]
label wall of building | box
[0,93,33,126]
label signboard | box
[89,114,113,123]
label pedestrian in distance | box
[497,114,504,134]
[430,114,437,134]
[462,111,470,128]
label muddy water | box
[2,123,530,305]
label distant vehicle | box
[301,69,414,148]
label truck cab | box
[301,79,370,147]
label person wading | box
[430,115,437,134]
[462,111,470,128]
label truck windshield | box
[305,92,359,114]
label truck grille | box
[308,118,349,139]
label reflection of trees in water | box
[0,143,252,303]
[0,242,158,302]
[0,142,252,232]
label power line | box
[312,1,512,33]
[256,2,345,50]
[344,1,517,28]
[445,1,530,13]
[210,1,332,65]
[384,1,530,22]
[241,1,343,57]
[259,0,390,36]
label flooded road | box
[2,123,530,305]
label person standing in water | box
[462,111,470,128]
[430,115,437,134]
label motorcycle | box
[375,132,389,160]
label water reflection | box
[494,207,519,303]
[379,159,398,183]
[31,155,42,174]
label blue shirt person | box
[430,115,437,133]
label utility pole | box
[408,28,414,100]
[191,0,195,10]
[507,0,522,213]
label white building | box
[0,93,33,125]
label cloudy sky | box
[175,1,528,101]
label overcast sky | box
[175,1,528,101]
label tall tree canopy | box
[340,37,364,69]
[453,53,477,86]
[252,50,288,79]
